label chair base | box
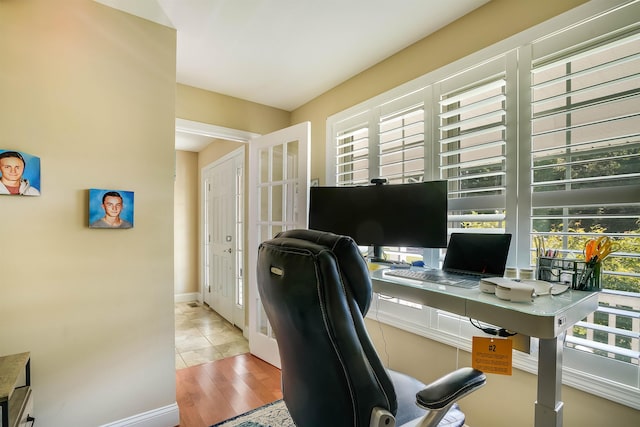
[398,404,464,427]
[369,404,465,427]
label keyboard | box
[383,269,479,289]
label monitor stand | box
[366,178,408,266]
[370,245,385,263]
[369,245,408,266]
[367,180,390,263]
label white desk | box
[370,268,599,427]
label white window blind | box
[435,54,514,235]
[439,77,507,196]
[378,103,425,184]
[531,32,640,193]
[335,122,370,186]
[376,97,428,261]
[439,77,507,233]
[530,20,640,378]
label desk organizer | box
[536,256,601,291]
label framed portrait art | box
[0,149,41,196]
[89,189,134,229]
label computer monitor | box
[308,180,448,255]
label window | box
[435,56,513,237]
[333,113,370,186]
[529,12,640,394]
[326,0,640,409]
[378,96,425,184]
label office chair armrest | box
[416,367,486,410]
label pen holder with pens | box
[536,256,601,291]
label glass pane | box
[379,107,425,183]
[337,126,369,186]
[285,183,296,224]
[259,224,271,243]
[531,204,640,293]
[259,148,270,183]
[286,140,299,180]
[531,33,640,194]
[260,186,269,222]
[272,184,283,222]
[273,146,284,182]
[439,78,507,199]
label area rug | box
[211,399,295,427]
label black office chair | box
[256,229,486,427]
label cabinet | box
[0,352,34,427]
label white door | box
[248,122,310,368]
[203,149,244,326]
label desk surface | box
[370,268,599,339]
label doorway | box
[175,118,259,333]
[175,119,310,366]
[202,148,244,328]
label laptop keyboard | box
[384,269,479,289]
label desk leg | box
[535,333,565,427]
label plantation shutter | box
[530,18,640,368]
[378,91,426,184]
[434,54,516,234]
[333,114,371,186]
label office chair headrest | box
[272,229,373,316]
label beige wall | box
[175,151,199,295]
[0,1,177,426]
[177,84,290,136]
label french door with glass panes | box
[247,122,310,367]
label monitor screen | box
[309,180,448,249]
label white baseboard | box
[100,402,179,427]
[174,292,200,303]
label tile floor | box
[175,301,249,369]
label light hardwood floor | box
[175,302,282,426]
[176,352,283,427]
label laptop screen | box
[443,233,512,277]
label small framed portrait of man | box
[89,189,134,229]
[0,149,41,196]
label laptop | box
[385,233,512,288]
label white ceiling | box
[174,131,217,152]
[94,0,489,150]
